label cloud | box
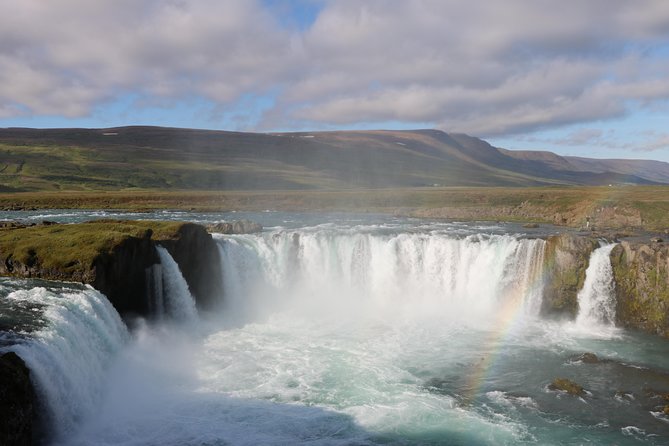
[1,0,669,137]
[274,0,669,135]
[0,0,296,116]
[551,129,605,146]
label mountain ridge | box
[0,126,666,191]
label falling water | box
[155,246,199,324]
[2,283,128,440]
[216,230,547,324]
[3,219,668,445]
[575,243,618,327]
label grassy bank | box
[0,220,184,274]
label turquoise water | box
[1,211,668,445]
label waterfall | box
[155,246,199,324]
[575,243,618,327]
[2,285,128,440]
[215,230,547,322]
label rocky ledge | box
[541,233,669,337]
[610,239,669,336]
[0,220,223,317]
[541,233,599,318]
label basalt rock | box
[0,352,36,446]
[609,241,669,337]
[92,229,159,317]
[0,221,223,318]
[542,234,599,318]
[159,223,224,311]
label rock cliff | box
[0,352,36,446]
[0,221,223,318]
[541,233,599,318]
[610,240,669,336]
[158,223,224,311]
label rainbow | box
[462,240,556,403]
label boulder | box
[573,352,600,363]
[549,378,587,397]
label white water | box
[3,285,128,440]
[5,226,660,445]
[155,246,199,325]
[216,230,547,325]
[575,243,618,327]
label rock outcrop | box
[0,352,36,446]
[0,221,223,318]
[207,219,263,234]
[610,240,669,336]
[92,229,160,317]
[548,378,587,397]
[159,223,224,311]
[541,234,599,318]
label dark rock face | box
[92,229,159,317]
[160,224,224,311]
[610,241,669,337]
[0,352,36,446]
[0,222,223,319]
[542,234,598,318]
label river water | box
[1,211,669,445]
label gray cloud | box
[1,0,669,137]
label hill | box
[0,126,667,191]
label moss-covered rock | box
[542,234,599,318]
[610,241,669,337]
[549,378,587,396]
[0,220,223,317]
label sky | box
[1,0,669,161]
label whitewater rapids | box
[2,221,668,445]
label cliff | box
[540,233,669,337]
[0,220,223,317]
[0,352,36,445]
[541,233,599,318]
[610,240,669,336]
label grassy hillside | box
[1,126,666,192]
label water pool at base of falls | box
[1,214,669,445]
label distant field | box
[1,186,668,231]
[2,127,668,231]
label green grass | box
[0,220,185,273]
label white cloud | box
[1,0,669,136]
[0,0,296,116]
